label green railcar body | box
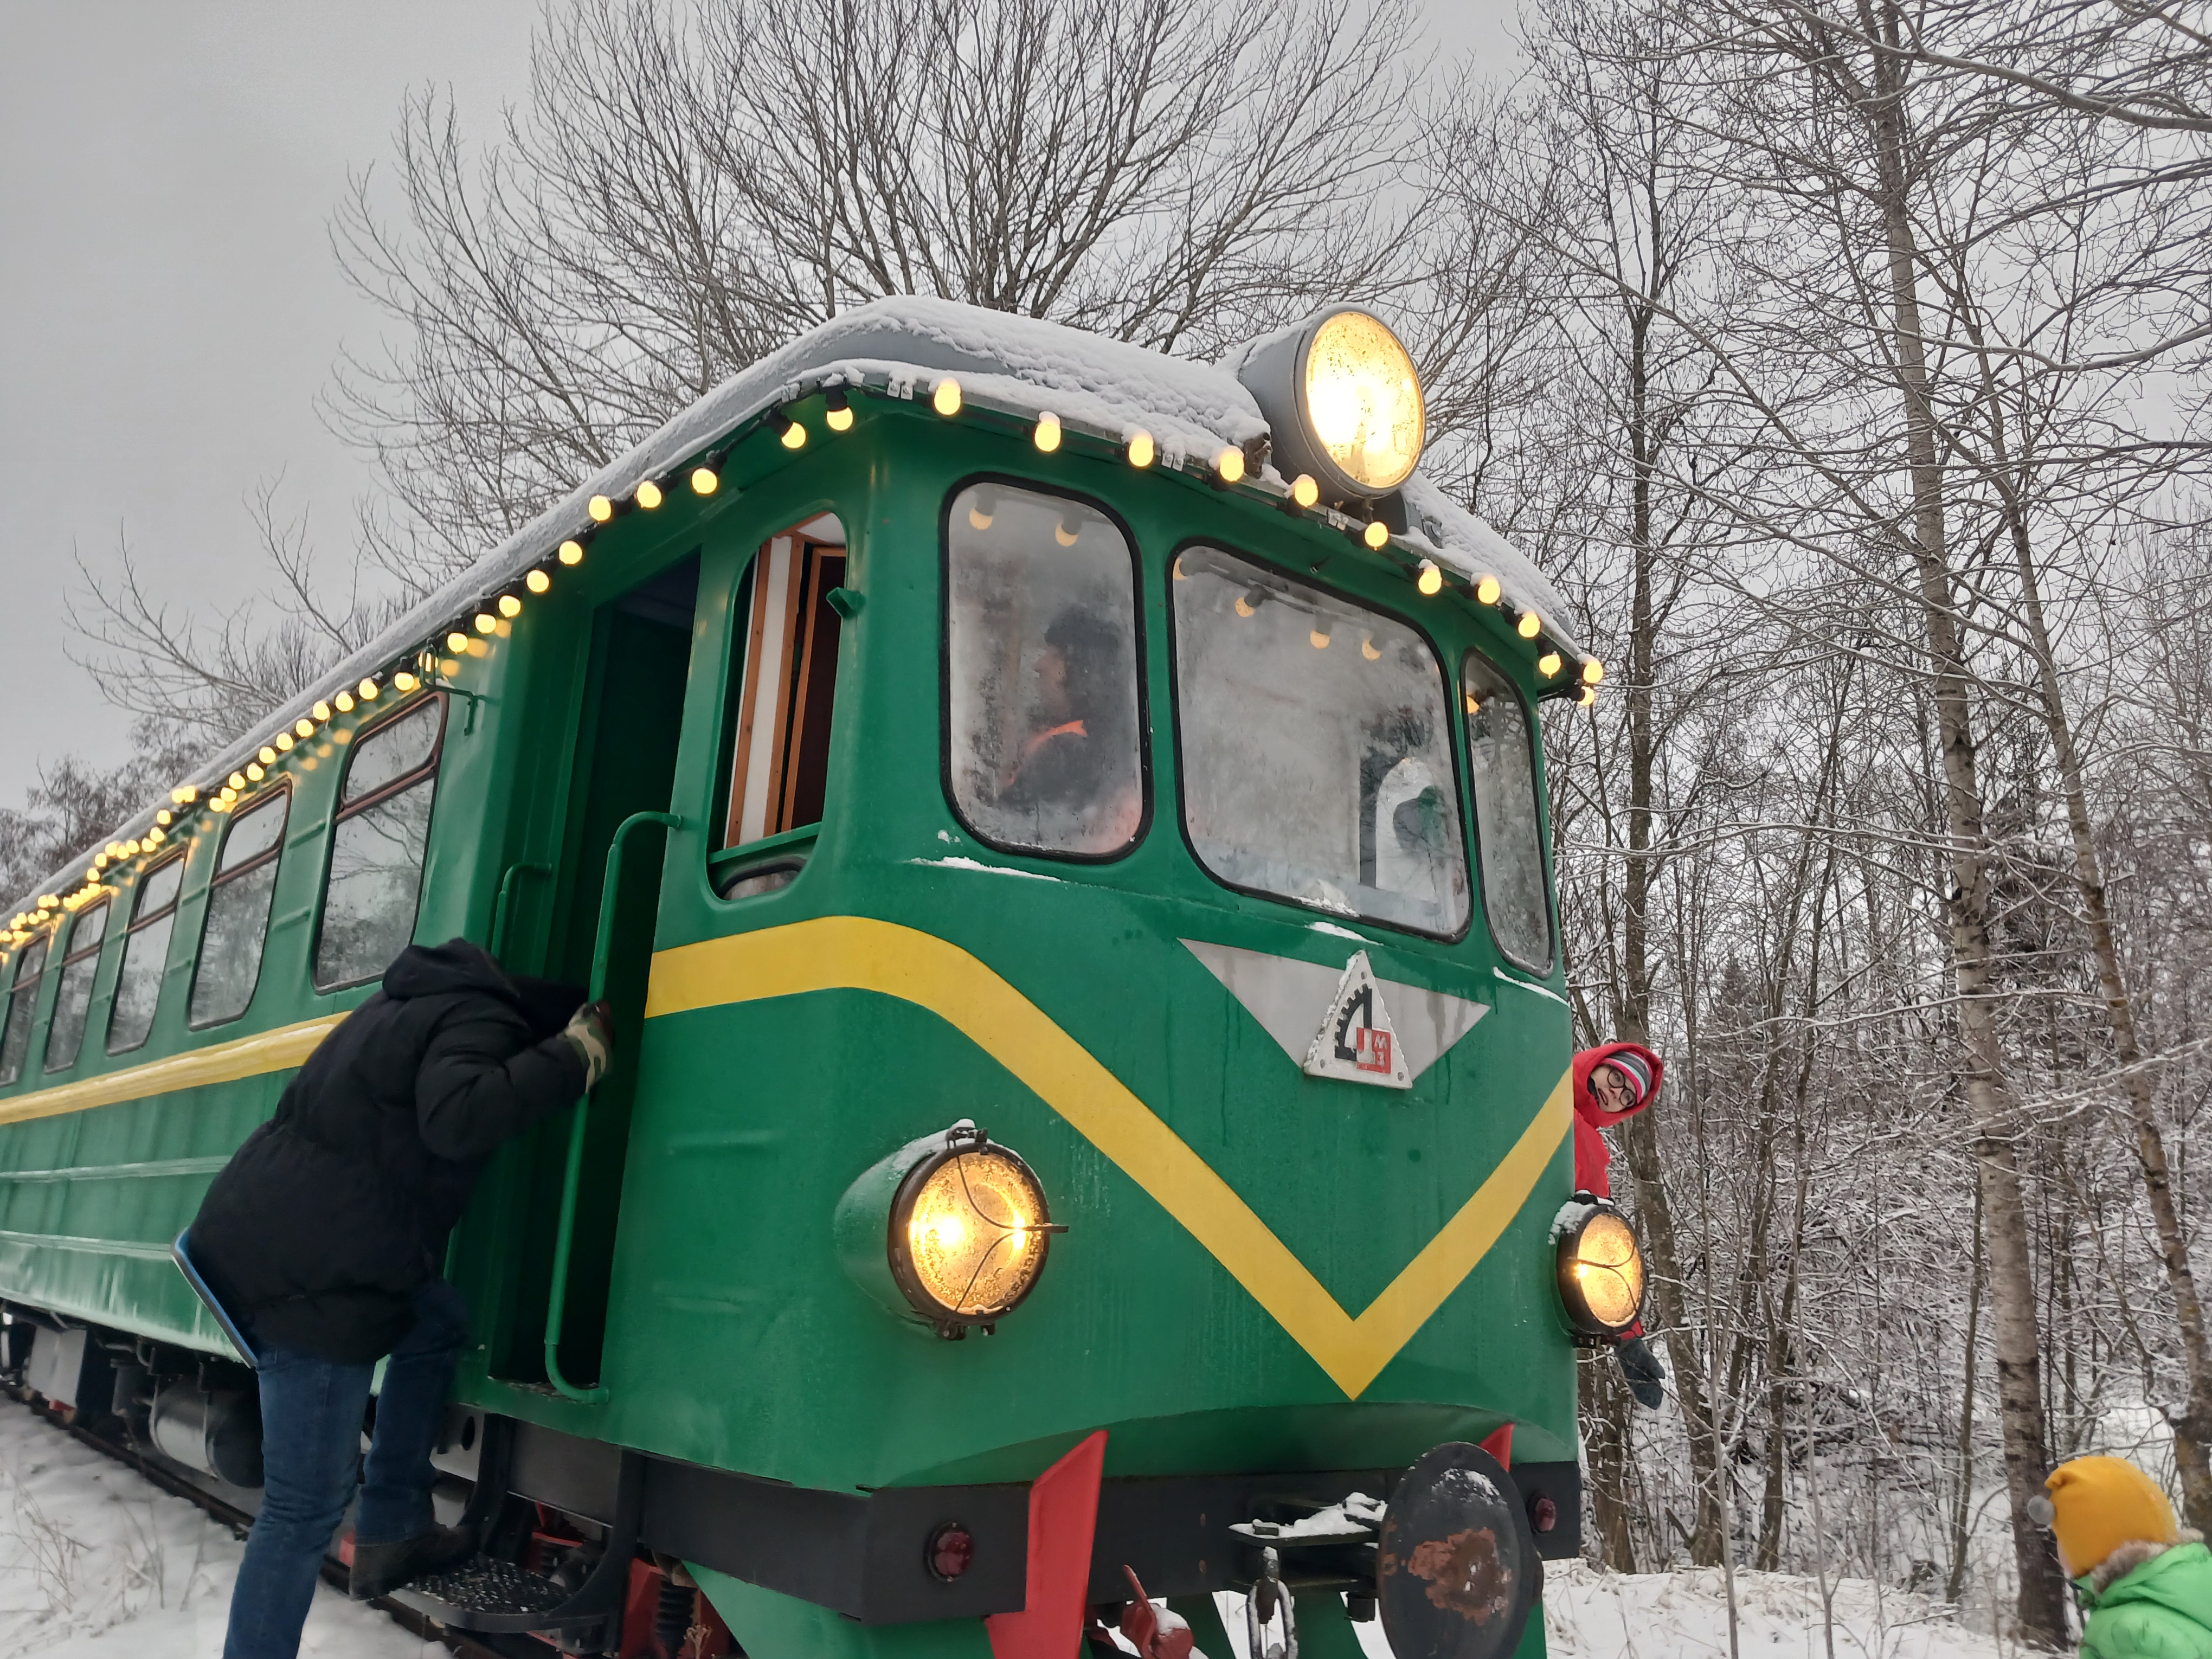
[0,301,1591,1659]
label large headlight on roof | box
[1554,1197,1646,1338]
[1234,306,1425,506]
[835,1122,1061,1338]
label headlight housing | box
[1233,305,1426,507]
[1554,1197,1646,1338]
[835,1122,1060,1338]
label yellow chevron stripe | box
[645,916,1570,1398]
[0,1016,343,1129]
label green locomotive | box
[0,300,1644,1659]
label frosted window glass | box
[946,484,1143,857]
[1173,545,1468,936]
[1462,652,1554,970]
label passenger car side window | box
[191,789,291,1027]
[315,696,445,989]
[0,936,51,1086]
[108,854,186,1054]
[944,484,1144,859]
[43,899,111,1072]
[1462,651,1554,972]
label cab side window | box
[723,518,845,851]
[944,484,1144,859]
[315,696,445,989]
[0,937,50,1086]
[108,853,185,1054]
[43,899,111,1072]
[1462,651,1554,972]
[191,789,290,1027]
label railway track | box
[6,1385,510,1659]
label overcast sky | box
[0,1,1516,803]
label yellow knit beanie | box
[2045,1457,2178,1579]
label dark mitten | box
[1617,1334,1666,1410]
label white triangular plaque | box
[1302,951,1412,1089]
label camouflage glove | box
[562,1000,613,1090]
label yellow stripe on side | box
[646,916,1570,1399]
[0,1015,343,1129]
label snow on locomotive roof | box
[10,297,1574,915]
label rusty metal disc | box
[1377,1443,1540,1659]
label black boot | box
[349,1523,477,1600]
[1616,1335,1667,1410]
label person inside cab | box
[998,605,1141,852]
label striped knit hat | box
[1600,1051,1654,1107]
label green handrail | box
[544,811,681,1404]
[489,861,552,962]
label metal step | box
[386,1432,642,1651]
[394,1555,569,1623]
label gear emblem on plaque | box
[1378,1442,1541,1659]
[1302,951,1412,1089]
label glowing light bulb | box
[825,394,854,432]
[358,678,380,700]
[276,733,294,752]
[1517,610,1542,640]
[558,539,586,565]
[146,827,164,845]
[933,377,962,416]
[335,691,355,713]
[691,466,718,496]
[1579,686,1597,708]
[1291,474,1320,509]
[246,763,265,782]
[1127,430,1155,468]
[781,419,807,449]
[155,810,172,827]
[393,671,419,693]
[228,772,247,790]
[1416,559,1444,596]
[1539,651,1562,678]
[1363,520,1390,550]
[1476,575,1501,605]
[635,479,663,510]
[499,594,523,618]
[1216,447,1246,484]
[1034,412,1062,453]
[172,786,197,805]
[526,569,551,594]
[1583,659,1605,685]
[106,842,122,858]
[475,611,498,634]
[313,702,333,722]
[589,495,614,523]
[1362,636,1381,660]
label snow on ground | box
[0,1403,430,1659]
[2,1394,2029,1659]
[1533,1561,2027,1658]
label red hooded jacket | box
[1571,1041,1664,1199]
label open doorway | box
[492,552,699,1388]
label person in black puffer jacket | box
[190,938,612,1659]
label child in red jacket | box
[1572,1041,1668,1409]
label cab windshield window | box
[945,483,1144,858]
[1172,545,1469,936]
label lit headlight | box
[1554,1198,1646,1338]
[1234,305,1425,507]
[835,1122,1060,1337]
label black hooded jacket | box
[191,940,587,1364]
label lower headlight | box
[836,1122,1062,1337]
[1554,1198,1646,1337]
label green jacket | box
[2079,1541,2212,1658]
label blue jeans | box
[223,1280,470,1659]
